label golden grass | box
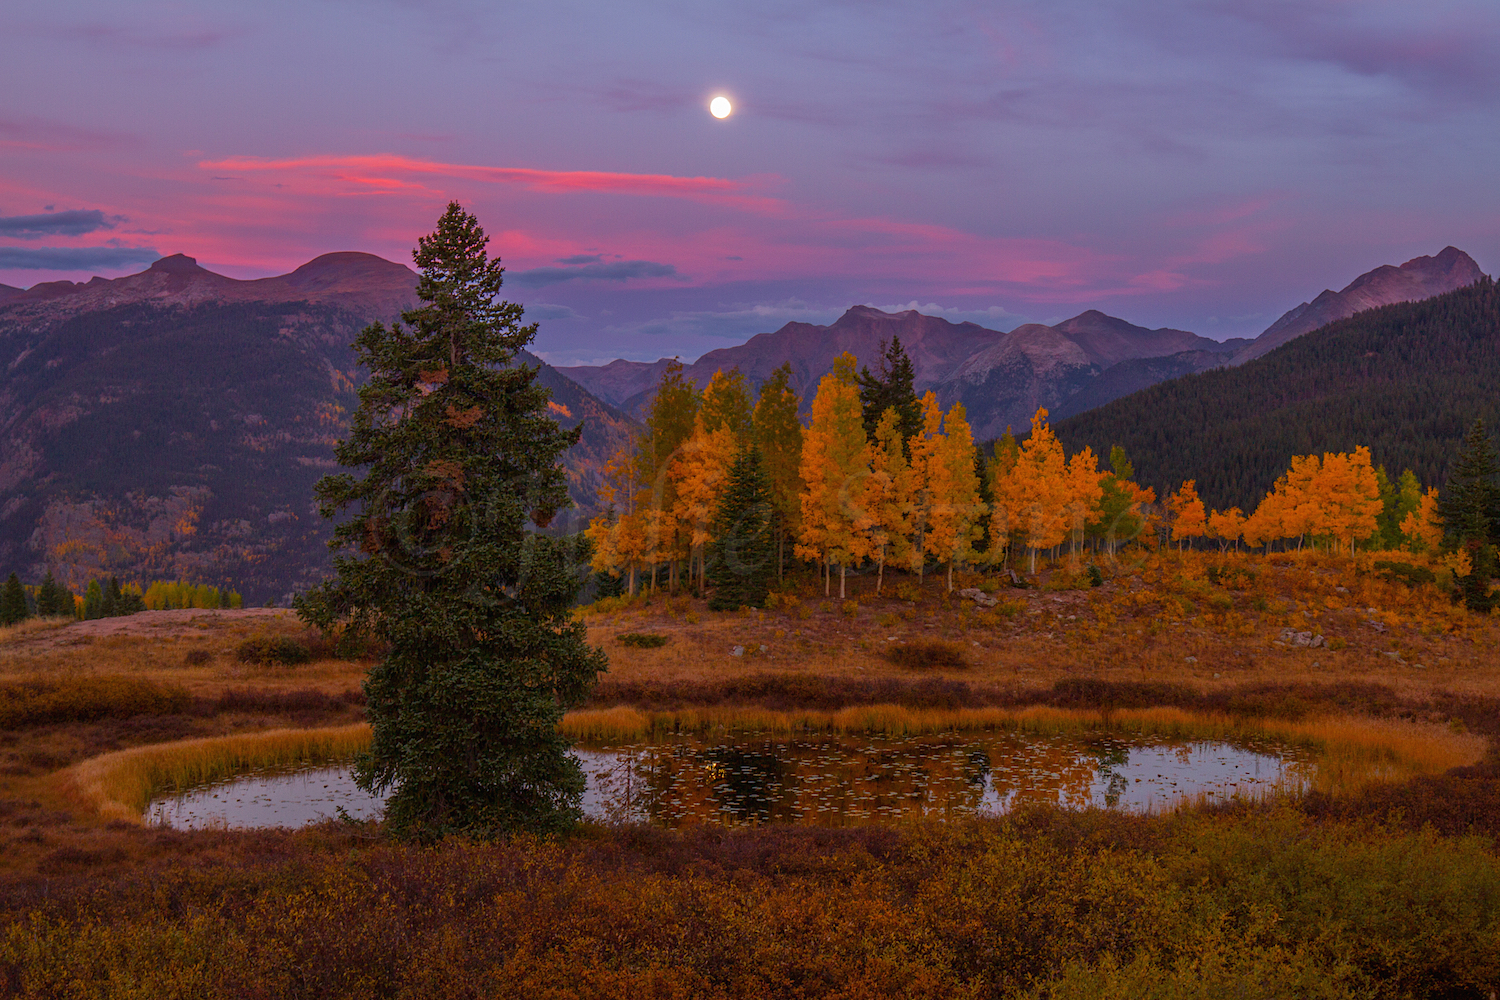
[71,724,372,824]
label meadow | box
[2,549,1499,996]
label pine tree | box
[0,573,28,627]
[752,363,804,580]
[295,202,606,839]
[856,336,921,444]
[34,570,66,618]
[83,580,103,620]
[1441,418,1500,543]
[706,446,775,610]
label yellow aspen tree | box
[986,429,1020,565]
[1401,486,1444,552]
[1167,480,1207,550]
[699,367,754,440]
[796,353,873,598]
[1281,455,1322,547]
[904,392,944,580]
[1312,447,1383,554]
[997,407,1069,574]
[925,401,985,592]
[867,407,915,595]
[1063,446,1104,560]
[634,360,701,592]
[752,362,804,581]
[1207,508,1246,552]
[669,415,738,593]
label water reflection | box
[575,732,1311,827]
[147,732,1315,831]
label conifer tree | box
[856,337,921,443]
[706,446,774,610]
[296,202,606,839]
[0,573,28,627]
[752,363,804,580]
[1441,419,1500,543]
[34,570,67,618]
[83,580,103,620]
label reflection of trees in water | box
[1088,741,1131,808]
[584,732,1301,827]
[704,745,788,822]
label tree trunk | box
[839,562,846,600]
[947,560,953,593]
[877,554,885,596]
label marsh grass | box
[73,724,371,823]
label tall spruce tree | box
[1441,419,1500,543]
[706,446,775,610]
[1440,419,1500,612]
[0,573,28,627]
[34,571,66,618]
[296,202,606,839]
[856,336,921,444]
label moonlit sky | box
[3,1,1498,365]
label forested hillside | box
[0,298,637,604]
[1053,278,1500,510]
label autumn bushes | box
[0,676,190,729]
[6,812,1499,998]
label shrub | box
[841,599,858,617]
[1205,563,1255,589]
[763,592,781,610]
[894,581,922,602]
[1206,593,1233,611]
[0,677,190,728]
[1373,560,1437,589]
[617,632,669,649]
[183,648,212,666]
[1086,565,1104,587]
[1327,637,1347,650]
[235,635,312,666]
[884,639,968,670]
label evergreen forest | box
[1053,278,1500,512]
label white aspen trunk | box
[840,562,846,600]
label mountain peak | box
[147,254,207,275]
[1235,246,1487,364]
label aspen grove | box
[587,350,1445,603]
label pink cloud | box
[198,154,786,213]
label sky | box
[3,0,1498,366]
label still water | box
[145,732,1315,831]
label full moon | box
[709,96,732,119]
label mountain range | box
[0,254,636,603]
[559,247,1483,439]
[0,243,1484,600]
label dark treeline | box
[1052,277,1500,512]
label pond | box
[145,731,1315,831]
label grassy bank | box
[71,724,371,823]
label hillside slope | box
[0,257,637,603]
[1053,278,1500,511]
